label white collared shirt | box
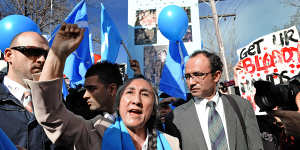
[142,129,149,150]
[3,76,27,102]
[194,92,230,150]
[103,112,116,122]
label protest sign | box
[237,26,300,114]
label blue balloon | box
[158,5,188,41]
[0,15,41,53]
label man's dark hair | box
[190,50,223,74]
[85,61,123,87]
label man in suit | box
[0,31,68,149]
[171,50,263,150]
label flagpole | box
[209,0,232,94]
[121,40,132,60]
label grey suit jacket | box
[172,94,263,150]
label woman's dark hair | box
[114,75,159,150]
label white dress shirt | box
[141,130,149,150]
[103,112,116,122]
[3,76,27,102]
[194,92,230,150]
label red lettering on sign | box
[272,50,283,64]
[242,46,299,73]
[263,53,275,68]
[255,55,267,71]
[242,58,255,73]
[298,42,300,63]
[282,47,297,63]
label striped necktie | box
[207,101,228,150]
[22,90,33,113]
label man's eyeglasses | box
[184,72,212,80]
[10,46,48,58]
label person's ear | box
[213,70,222,83]
[107,83,118,97]
[4,48,14,64]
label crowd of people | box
[0,23,299,150]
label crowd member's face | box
[159,97,175,122]
[185,54,221,100]
[159,104,171,123]
[119,79,155,130]
[83,75,115,113]
[5,32,49,81]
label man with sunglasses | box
[0,24,83,150]
[170,50,263,150]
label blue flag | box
[100,3,122,63]
[159,41,188,100]
[0,128,17,150]
[89,33,95,64]
[62,78,69,100]
[49,0,92,88]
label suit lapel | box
[222,95,237,150]
[183,99,208,150]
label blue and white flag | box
[49,0,92,88]
[89,33,95,64]
[62,78,69,100]
[159,41,188,100]
[100,3,122,63]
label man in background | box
[171,50,263,150]
[0,31,66,149]
[83,61,123,121]
[82,59,142,121]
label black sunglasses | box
[10,46,48,58]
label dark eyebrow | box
[140,88,152,93]
[126,87,136,91]
[126,87,153,93]
[84,85,96,88]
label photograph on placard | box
[144,45,168,88]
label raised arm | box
[25,24,105,150]
[39,23,84,81]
